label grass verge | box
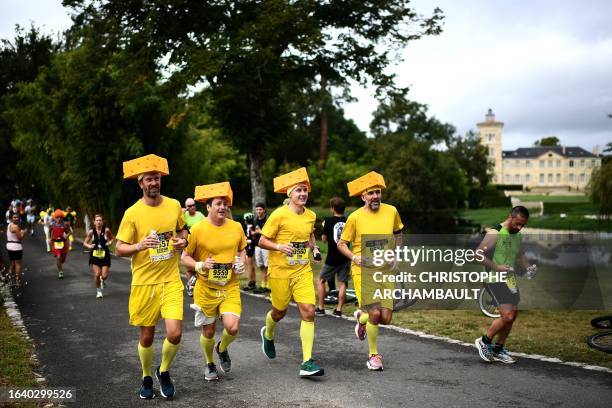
[0,305,37,387]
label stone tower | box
[477,108,504,183]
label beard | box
[368,200,381,211]
[145,187,160,198]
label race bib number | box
[287,241,309,266]
[149,232,174,262]
[54,241,65,250]
[92,248,106,259]
[363,239,389,267]
[209,263,233,286]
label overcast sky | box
[2,0,611,152]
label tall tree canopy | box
[64,0,444,207]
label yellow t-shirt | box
[184,218,247,290]
[116,196,186,285]
[340,203,404,275]
[261,205,316,279]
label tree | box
[534,136,560,146]
[589,160,612,228]
[448,130,491,208]
[65,0,444,208]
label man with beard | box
[475,206,535,364]
[115,154,188,399]
[258,168,324,377]
[337,171,403,371]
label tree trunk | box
[319,76,328,163]
[249,150,266,209]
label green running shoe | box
[299,359,324,377]
[260,326,276,359]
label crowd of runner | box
[2,153,534,401]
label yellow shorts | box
[269,270,315,311]
[194,282,242,322]
[352,270,394,310]
[129,279,184,327]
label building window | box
[515,160,521,168]
[505,174,510,182]
[580,173,585,183]
[556,173,561,183]
[539,174,544,183]
[488,134,494,142]
[525,174,531,182]
[569,160,574,167]
[594,159,599,167]
[580,159,585,167]
[556,159,561,167]
[569,174,574,182]
[548,174,553,183]
[591,159,596,167]
[526,160,531,168]
[515,174,521,183]
[548,160,553,168]
[488,147,495,157]
[539,160,545,168]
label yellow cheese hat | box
[347,171,386,197]
[194,182,233,206]
[273,167,311,194]
[122,154,169,180]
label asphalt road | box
[9,228,612,407]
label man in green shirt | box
[475,205,537,364]
[184,198,205,297]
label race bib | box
[209,263,233,286]
[363,239,389,267]
[506,274,518,294]
[92,248,106,259]
[287,241,309,266]
[149,232,174,262]
[54,241,65,250]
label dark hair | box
[511,205,529,219]
[206,198,213,207]
[330,197,345,213]
[255,202,266,210]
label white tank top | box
[6,224,23,251]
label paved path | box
[10,229,612,407]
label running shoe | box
[253,286,267,294]
[367,354,384,371]
[474,337,494,362]
[139,376,155,399]
[332,310,342,317]
[204,363,219,381]
[299,359,324,377]
[315,307,326,316]
[243,281,256,291]
[215,342,232,373]
[58,271,64,279]
[155,366,175,398]
[353,310,366,341]
[260,326,276,359]
[96,290,103,299]
[492,348,517,364]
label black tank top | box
[91,227,108,250]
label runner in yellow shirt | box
[181,182,247,381]
[337,171,404,371]
[258,168,324,377]
[115,154,189,400]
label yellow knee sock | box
[265,311,277,340]
[159,338,180,372]
[200,334,215,364]
[366,322,379,356]
[300,320,315,362]
[219,329,236,352]
[359,311,369,325]
[137,343,154,378]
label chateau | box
[477,109,601,191]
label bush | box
[481,185,511,208]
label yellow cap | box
[194,182,233,206]
[347,171,386,196]
[273,167,311,194]
[122,154,169,180]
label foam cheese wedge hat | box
[273,167,311,194]
[123,154,169,180]
[347,171,386,197]
[194,182,233,206]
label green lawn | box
[515,195,590,203]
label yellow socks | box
[137,342,153,378]
[159,338,180,372]
[219,329,236,352]
[200,334,215,364]
[300,320,315,362]
[359,311,369,325]
[366,322,379,356]
[265,311,277,340]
